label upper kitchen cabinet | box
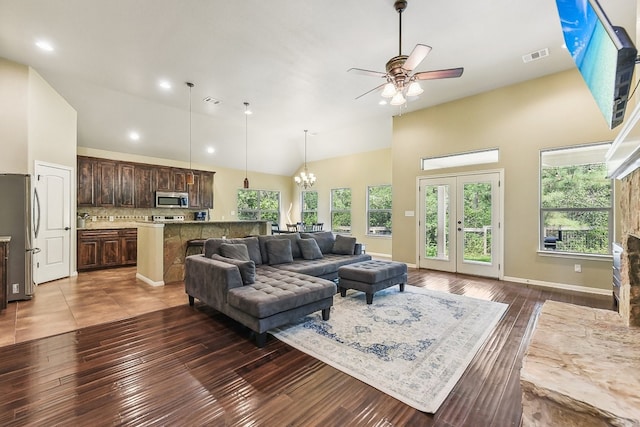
[154,167,173,191]
[135,166,154,208]
[201,171,214,209]
[117,162,135,208]
[76,156,214,209]
[77,157,96,206]
[96,160,117,207]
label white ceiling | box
[0,0,635,176]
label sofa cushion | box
[274,253,372,277]
[300,231,335,254]
[211,254,256,285]
[258,234,302,262]
[204,237,262,265]
[219,243,250,261]
[298,238,323,260]
[332,234,357,255]
[266,238,294,265]
[227,266,336,318]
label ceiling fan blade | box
[414,67,464,80]
[403,44,432,71]
[355,82,386,100]
[348,68,387,78]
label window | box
[367,185,392,236]
[331,188,351,233]
[422,148,499,171]
[237,189,280,223]
[301,191,318,225]
[540,143,612,255]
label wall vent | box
[522,48,550,63]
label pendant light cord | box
[187,82,194,172]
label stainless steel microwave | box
[155,191,188,208]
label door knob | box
[457,228,462,231]
[64,226,70,230]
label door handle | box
[64,227,70,231]
[457,228,462,231]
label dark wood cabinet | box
[97,160,117,207]
[0,240,8,311]
[155,167,173,191]
[201,172,214,209]
[121,229,138,265]
[77,229,137,271]
[174,170,187,192]
[118,163,136,207]
[77,156,214,209]
[135,166,154,208]
[188,172,201,208]
[77,157,97,206]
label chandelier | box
[294,130,316,189]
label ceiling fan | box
[348,0,464,106]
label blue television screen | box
[555,0,636,129]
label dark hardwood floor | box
[0,267,614,426]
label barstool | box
[185,239,206,257]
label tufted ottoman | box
[338,260,408,304]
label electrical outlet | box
[12,283,19,294]
[574,264,582,273]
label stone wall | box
[619,168,640,327]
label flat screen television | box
[555,0,637,129]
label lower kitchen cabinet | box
[77,228,137,271]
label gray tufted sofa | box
[184,232,371,346]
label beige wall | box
[0,58,29,173]
[27,69,78,174]
[290,148,393,256]
[392,69,619,291]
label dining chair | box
[312,223,324,231]
[286,224,298,232]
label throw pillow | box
[301,231,335,254]
[211,254,256,285]
[265,238,294,265]
[219,243,250,261]
[298,238,323,260]
[332,234,357,255]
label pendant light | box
[186,82,195,186]
[294,130,316,189]
[243,102,251,188]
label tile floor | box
[0,266,186,348]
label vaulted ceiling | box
[0,0,635,175]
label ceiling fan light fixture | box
[407,81,424,97]
[390,91,406,106]
[381,82,397,98]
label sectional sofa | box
[184,231,371,346]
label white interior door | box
[34,162,72,284]
[419,171,502,278]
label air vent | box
[203,96,221,105]
[522,48,550,63]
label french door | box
[418,171,502,278]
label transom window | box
[540,143,612,255]
[237,189,280,224]
[331,188,352,234]
[367,185,392,236]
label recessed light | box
[379,100,388,106]
[35,40,54,52]
[129,131,140,141]
[207,147,215,154]
[203,96,221,105]
[159,80,171,90]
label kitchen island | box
[136,220,268,286]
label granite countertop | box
[78,220,268,230]
[0,236,11,242]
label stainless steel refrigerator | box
[0,174,39,301]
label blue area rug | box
[270,285,508,413]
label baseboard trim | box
[503,275,611,296]
[136,273,165,287]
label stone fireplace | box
[618,168,640,327]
